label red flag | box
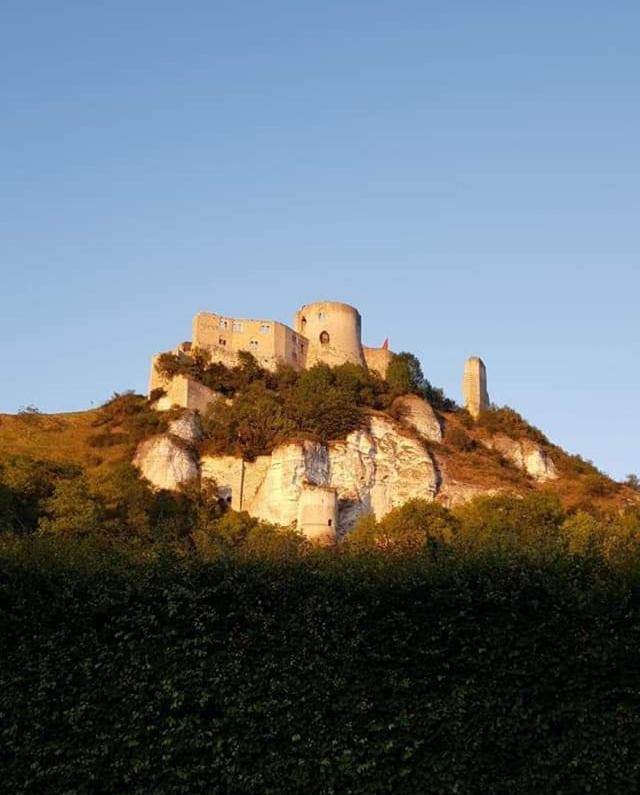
[381,338,389,350]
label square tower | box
[463,357,489,418]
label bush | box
[454,491,567,556]
[476,406,548,444]
[581,472,618,499]
[348,499,459,555]
[38,477,103,536]
[0,456,81,534]
[386,352,455,410]
[444,424,477,452]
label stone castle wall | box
[363,346,394,378]
[192,312,308,372]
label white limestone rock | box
[392,394,442,443]
[486,434,558,482]
[133,435,199,491]
[328,416,439,529]
[201,416,439,532]
[437,480,501,507]
[168,411,203,443]
[249,441,329,527]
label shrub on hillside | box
[348,499,459,555]
[476,406,548,445]
[581,472,618,499]
[444,425,477,452]
[91,391,167,445]
[38,476,103,536]
[386,352,455,411]
[453,491,567,556]
[0,455,81,534]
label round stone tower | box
[296,483,338,544]
[294,301,365,367]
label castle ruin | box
[463,356,490,418]
[149,300,394,409]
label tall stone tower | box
[463,357,489,418]
[294,301,366,367]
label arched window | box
[300,316,307,331]
[319,331,330,345]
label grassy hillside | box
[0,410,123,469]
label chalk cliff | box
[132,402,560,535]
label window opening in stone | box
[328,519,332,527]
[319,331,330,345]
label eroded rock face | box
[138,414,556,534]
[249,442,329,527]
[392,395,442,443]
[200,415,439,532]
[329,416,438,529]
[168,411,203,443]
[133,435,199,490]
[437,480,501,507]
[485,434,558,482]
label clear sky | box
[1,1,638,480]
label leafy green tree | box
[454,491,566,556]
[386,352,424,396]
[348,499,458,555]
[203,381,295,460]
[38,477,102,536]
[0,455,80,534]
[561,510,605,556]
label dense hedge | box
[2,543,640,794]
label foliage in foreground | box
[2,536,640,794]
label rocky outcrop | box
[438,480,501,507]
[484,434,558,482]
[133,434,199,491]
[135,412,558,533]
[200,415,438,532]
[168,411,203,443]
[328,416,438,529]
[391,395,442,443]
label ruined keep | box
[149,300,393,401]
[463,356,490,418]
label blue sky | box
[1,1,638,479]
